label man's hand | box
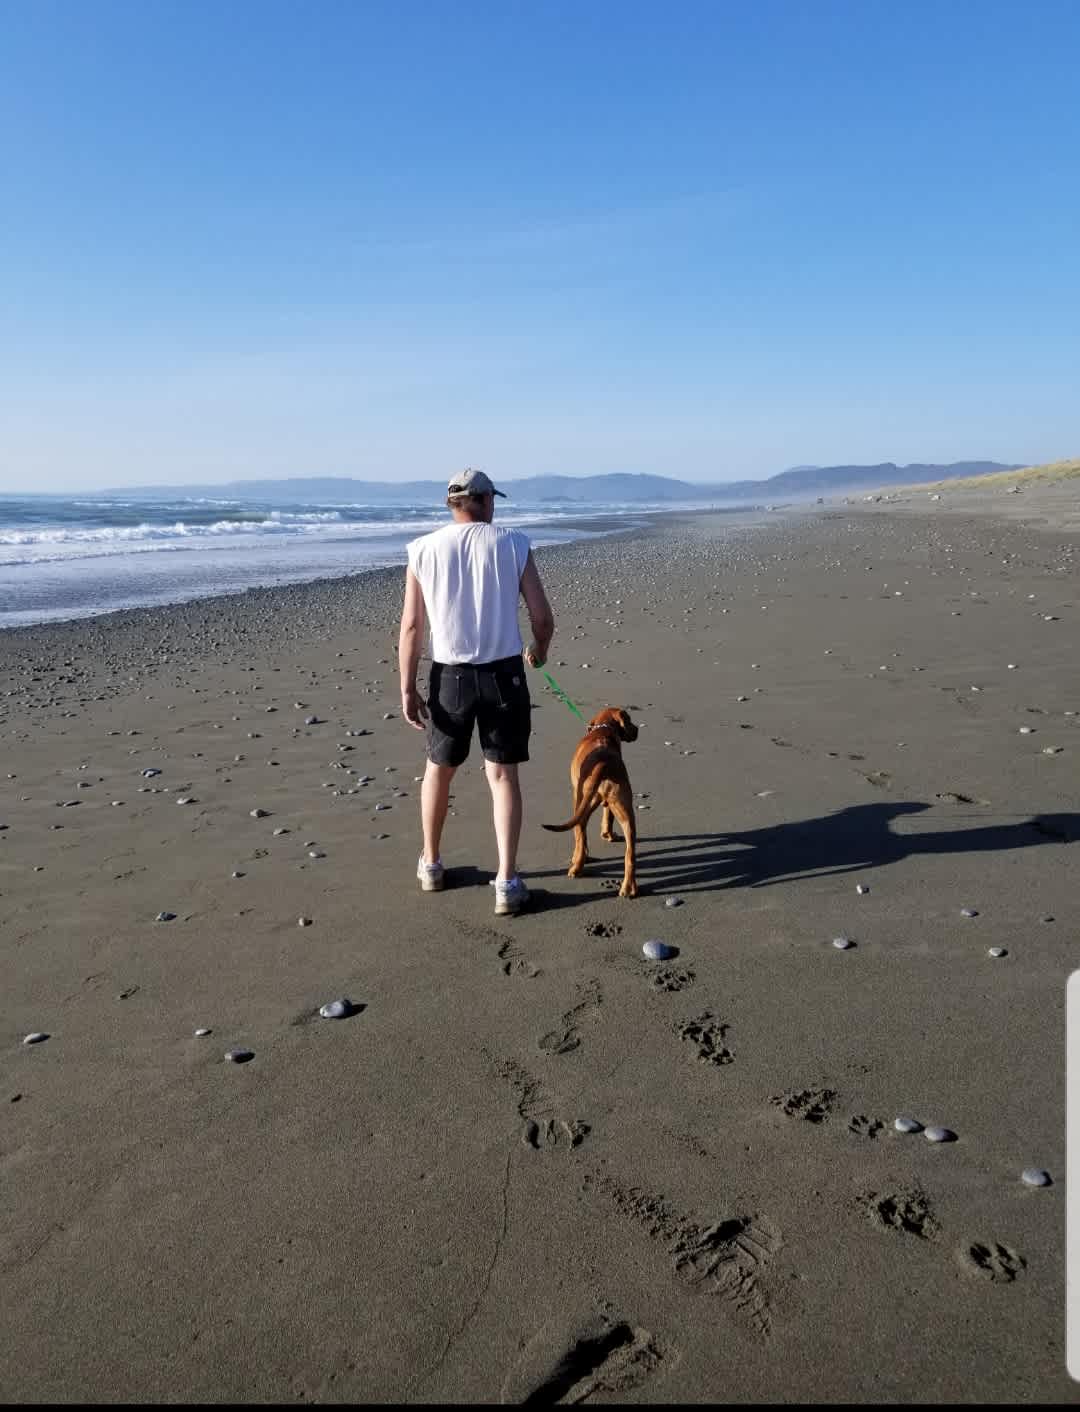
[524,642,545,669]
[402,685,429,731]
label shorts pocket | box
[433,665,464,715]
[489,669,530,712]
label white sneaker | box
[494,876,529,916]
[417,857,445,892]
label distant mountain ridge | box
[96,462,1022,504]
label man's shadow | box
[521,802,1077,908]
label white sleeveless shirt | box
[406,521,531,665]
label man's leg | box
[485,760,522,882]
[422,761,457,865]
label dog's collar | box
[587,722,619,734]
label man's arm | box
[398,567,429,730]
[519,551,555,668]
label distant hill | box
[97,463,1023,504]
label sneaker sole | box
[419,878,445,892]
[494,893,528,916]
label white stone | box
[1021,1168,1052,1187]
[924,1125,956,1143]
[319,999,352,1019]
[642,940,676,961]
[893,1116,922,1133]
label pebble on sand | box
[893,1117,923,1133]
[318,999,354,1019]
[194,1027,212,1037]
[988,946,1008,958]
[225,1047,254,1063]
[298,916,312,927]
[856,884,870,894]
[924,1126,957,1143]
[643,940,677,961]
[1021,1168,1052,1187]
[832,937,855,949]
[141,768,161,778]
[155,911,176,922]
[664,896,683,908]
[960,908,979,918]
[250,808,269,818]
[22,1032,49,1045]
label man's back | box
[407,521,530,665]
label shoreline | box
[0,505,778,647]
[0,502,768,635]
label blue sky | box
[2,0,1077,491]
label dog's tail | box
[542,763,606,832]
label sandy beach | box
[1,489,1077,1403]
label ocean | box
[0,492,727,629]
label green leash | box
[538,667,587,724]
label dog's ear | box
[617,709,638,742]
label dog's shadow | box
[523,802,1078,904]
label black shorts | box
[426,656,532,766]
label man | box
[398,468,555,916]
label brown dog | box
[542,707,639,897]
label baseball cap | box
[447,467,507,499]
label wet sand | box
[1,490,1077,1402]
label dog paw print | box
[771,1087,836,1123]
[863,1188,937,1240]
[960,1241,1026,1283]
[584,921,622,939]
[675,1013,733,1066]
[848,1114,884,1139]
[652,967,696,993]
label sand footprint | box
[589,1174,782,1338]
[500,1309,667,1404]
[538,980,602,1056]
[521,1117,591,1152]
[498,938,541,979]
[490,1054,590,1156]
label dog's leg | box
[609,793,638,898]
[600,804,618,842]
[568,797,600,877]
